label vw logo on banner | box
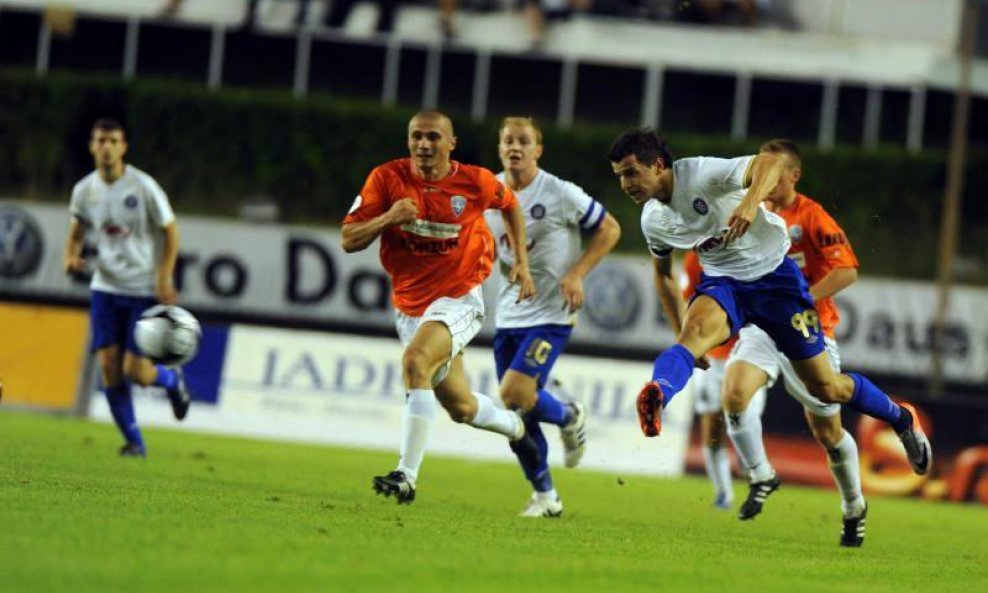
[0,205,44,279]
[582,263,641,331]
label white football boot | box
[519,493,563,518]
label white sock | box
[397,389,436,482]
[703,445,733,502]
[535,489,559,502]
[468,391,522,439]
[826,430,866,517]
[725,407,775,483]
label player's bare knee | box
[499,377,536,411]
[721,384,748,414]
[807,381,841,404]
[98,361,123,386]
[808,418,843,448]
[401,347,434,386]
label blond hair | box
[499,116,543,144]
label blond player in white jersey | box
[607,128,931,481]
[64,118,191,457]
[485,117,621,517]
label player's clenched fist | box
[387,197,419,226]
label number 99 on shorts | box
[790,309,820,338]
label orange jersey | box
[776,193,859,338]
[681,251,735,359]
[344,158,517,316]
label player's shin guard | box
[826,431,865,517]
[398,389,436,482]
[468,391,523,438]
[846,372,909,432]
[104,383,144,450]
[512,416,553,493]
[725,405,774,483]
[650,344,695,408]
[703,445,733,505]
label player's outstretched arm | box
[500,203,536,302]
[726,153,786,243]
[156,221,180,304]
[63,218,87,274]
[341,197,417,253]
[560,213,621,313]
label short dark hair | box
[759,138,801,168]
[608,128,674,168]
[92,118,126,135]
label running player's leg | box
[500,326,584,465]
[434,353,523,439]
[750,259,931,475]
[788,354,930,474]
[91,291,144,456]
[496,327,577,515]
[777,342,867,545]
[722,350,779,520]
[694,362,733,509]
[640,292,736,436]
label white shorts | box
[394,285,485,387]
[691,357,767,416]
[728,324,841,417]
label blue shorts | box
[492,324,573,387]
[90,290,158,354]
[694,257,825,361]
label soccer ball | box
[134,305,202,366]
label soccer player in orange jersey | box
[680,251,765,510]
[721,139,868,546]
[341,111,538,504]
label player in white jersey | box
[485,117,621,517]
[64,119,191,457]
[606,128,931,479]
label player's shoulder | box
[538,168,585,196]
[457,161,498,185]
[72,171,99,194]
[125,165,165,191]
[369,158,409,180]
[795,193,838,223]
[641,199,666,227]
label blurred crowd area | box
[157,0,797,46]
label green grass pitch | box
[1,411,985,593]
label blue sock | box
[153,365,179,391]
[526,388,572,427]
[104,383,144,449]
[511,417,553,493]
[846,372,909,432]
[650,344,695,407]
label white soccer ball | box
[134,304,202,367]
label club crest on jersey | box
[124,195,139,209]
[692,198,709,215]
[789,224,803,244]
[530,203,546,220]
[450,195,467,217]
